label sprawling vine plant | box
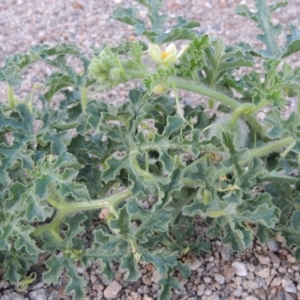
[0,0,300,299]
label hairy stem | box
[33,188,132,238]
[174,79,266,139]
[183,136,296,186]
[298,93,300,114]
[80,86,88,113]
[172,81,193,129]
[230,103,253,125]
[7,85,15,109]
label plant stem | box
[145,151,149,173]
[7,85,15,109]
[230,103,253,125]
[80,86,88,113]
[132,152,154,179]
[33,188,132,238]
[298,93,300,114]
[182,136,296,186]
[172,81,193,129]
[51,121,79,130]
[174,79,266,139]
[174,79,240,109]
[249,136,294,159]
[260,173,299,184]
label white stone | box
[188,259,202,271]
[258,267,270,278]
[233,288,243,297]
[214,274,225,285]
[271,277,282,286]
[245,296,259,300]
[232,261,248,276]
[103,280,122,299]
[221,244,233,261]
[287,254,296,263]
[282,278,297,293]
[254,253,270,265]
[131,292,141,300]
[207,294,220,300]
[267,239,280,252]
[28,289,47,300]
[151,269,162,283]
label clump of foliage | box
[0,0,300,299]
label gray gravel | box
[1,0,300,299]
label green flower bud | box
[109,67,123,81]
[152,84,169,94]
[201,189,211,206]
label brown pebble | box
[127,35,136,41]
[223,265,236,282]
[145,263,153,272]
[73,1,84,9]
[254,288,267,300]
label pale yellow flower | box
[148,43,189,67]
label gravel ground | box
[1,1,300,300]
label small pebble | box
[254,288,267,300]
[245,296,259,300]
[223,265,236,282]
[287,254,296,263]
[28,289,47,300]
[267,239,280,252]
[232,261,247,276]
[254,253,270,265]
[131,292,141,300]
[267,251,281,264]
[103,281,122,299]
[207,294,220,300]
[271,276,282,286]
[232,288,243,297]
[282,278,297,293]
[258,267,270,278]
[151,270,162,283]
[187,259,202,271]
[221,244,233,261]
[214,274,225,285]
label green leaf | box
[44,254,86,300]
[238,193,279,228]
[33,152,80,199]
[6,182,53,222]
[222,221,253,251]
[0,43,81,86]
[1,251,37,283]
[291,211,300,231]
[109,205,131,237]
[158,275,180,300]
[142,249,177,274]
[235,0,287,58]
[283,25,300,58]
[120,250,142,281]
[0,212,40,255]
[113,1,199,44]
[202,40,253,86]
[264,108,300,139]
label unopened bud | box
[152,84,168,94]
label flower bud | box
[109,68,123,81]
[152,84,169,94]
[201,189,211,206]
